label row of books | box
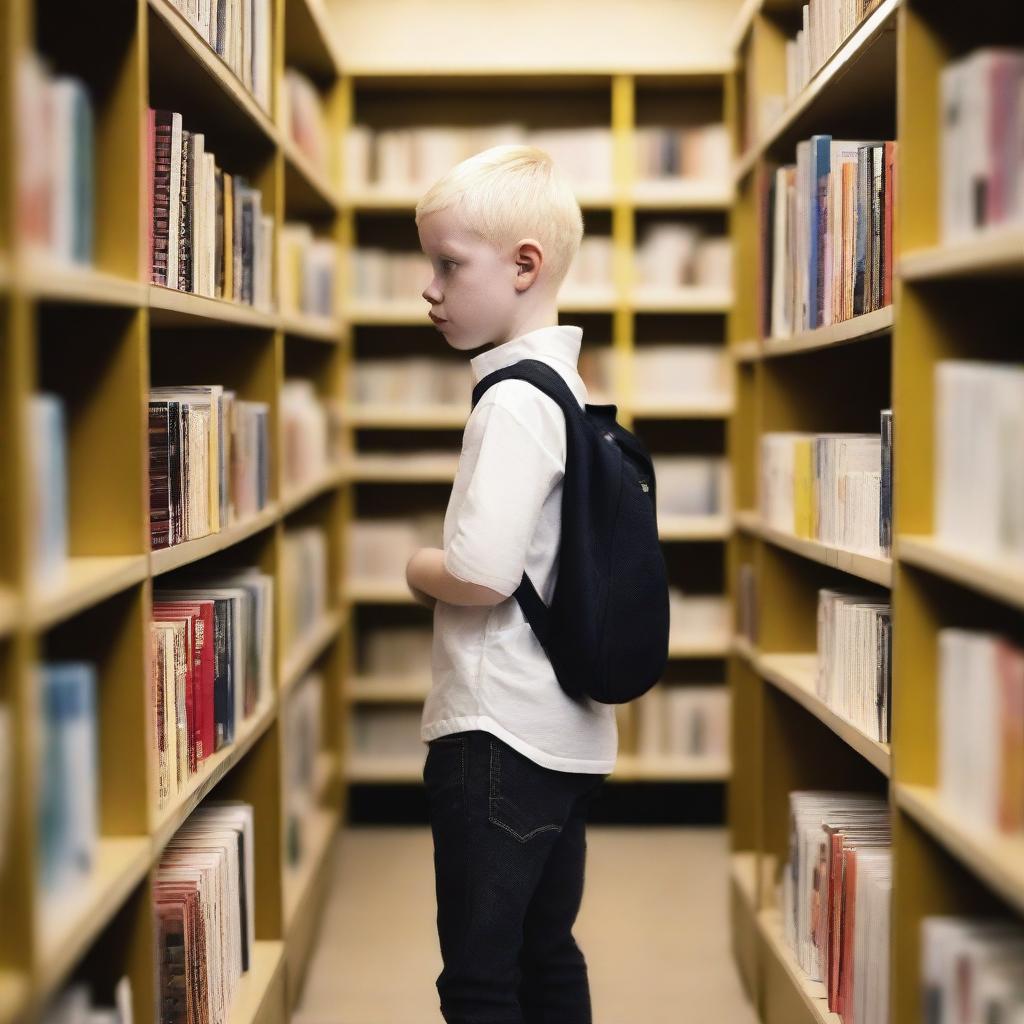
[17,53,94,267]
[816,588,891,743]
[360,626,432,677]
[635,224,732,290]
[149,109,273,310]
[347,515,445,585]
[349,358,471,408]
[155,802,256,1024]
[281,527,328,656]
[635,685,730,761]
[284,67,330,175]
[759,415,893,558]
[766,136,895,339]
[559,235,614,294]
[922,917,1024,1023]
[30,393,69,587]
[941,49,1024,242]
[165,0,272,111]
[938,629,1024,836]
[667,589,731,649]
[633,124,730,182]
[149,386,270,550]
[785,1,886,104]
[152,572,274,810]
[38,662,99,907]
[350,248,432,304]
[283,672,323,869]
[935,360,1024,564]
[279,224,337,320]
[281,379,343,493]
[655,457,731,519]
[40,979,132,1024]
[344,124,614,192]
[579,343,732,406]
[782,791,891,1024]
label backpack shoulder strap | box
[471,358,584,420]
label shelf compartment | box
[282,136,341,215]
[279,312,341,343]
[16,263,145,308]
[280,468,346,516]
[344,404,468,429]
[25,555,149,631]
[895,784,1024,918]
[151,506,279,576]
[762,306,893,359]
[225,940,286,1024]
[755,519,892,588]
[756,652,890,776]
[281,610,343,695]
[898,535,1024,612]
[344,454,460,483]
[899,229,1024,281]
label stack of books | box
[350,248,432,303]
[149,109,274,311]
[634,223,732,290]
[816,588,892,743]
[284,671,323,868]
[281,525,328,656]
[344,124,613,194]
[941,49,1024,242]
[29,393,68,587]
[634,124,730,182]
[759,416,893,557]
[347,514,444,586]
[635,685,730,761]
[17,53,94,267]
[350,358,471,408]
[149,385,270,550]
[361,625,433,679]
[283,68,330,174]
[155,802,256,1024]
[935,361,1024,564]
[279,224,337,319]
[37,662,99,906]
[281,379,339,493]
[668,589,731,649]
[922,917,1024,1023]
[654,456,731,519]
[151,571,274,809]
[938,629,1024,835]
[782,791,891,1024]
[164,0,272,109]
[766,136,896,339]
[632,344,731,402]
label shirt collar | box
[469,325,583,385]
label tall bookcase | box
[335,68,739,786]
[725,2,1024,1023]
[0,1,349,1022]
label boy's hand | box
[406,546,507,608]
[406,549,438,609]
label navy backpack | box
[470,358,670,705]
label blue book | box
[807,135,831,331]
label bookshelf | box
[0,0,347,1021]
[726,3,1024,1024]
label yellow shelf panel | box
[732,633,758,666]
[735,508,759,534]
[282,136,341,212]
[659,514,732,541]
[282,808,338,930]
[733,0,899,180]
[152,699,277,848]
[148,0,277,145]
[287,0,344,79]
[732,339,761,362]
[151,506,279,576]
[630,285,734,313]
[346,676,432,702]
[896,785,1024,917]
[756,519,893,588]
[630,397,735,419]
[757,652,891,776]
[280,468,346,516]
[668,635,732,659]
[762,306,894,359]
[279,311,341,343]
[26,555,150,632]
[34,837,153,1006]
[149,285,278,330]
[0,972,28,1024]
[226,940,285,1024]
[344,580,417,604]
[281,611,343,696]
[343,454,459,483]
[344,404,468,429]
[611,754,731,781]
[757,907,842,1024]
[898,535,1024,612]
[899,229,1024,281]
[16,262,145,308]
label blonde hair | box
[415,145,583,288]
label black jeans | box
[423,729,608,1024]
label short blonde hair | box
[415,145,583,288]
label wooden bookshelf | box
[726,4,1024,1024]
[0,1,350,1020]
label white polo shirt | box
[420,324,618,774]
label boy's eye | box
[440,259,456,273]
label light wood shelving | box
[726,4,1024,1024]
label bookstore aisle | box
[293,826,759,1024]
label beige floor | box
[294,826,759,1024]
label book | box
[654,457,731,518]
[29,393,69,587]
[283,672,324,867]
[279,223,337,319]
[281,526,328,656]
[635,685,730,761]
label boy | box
[405,145,617,1024]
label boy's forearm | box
[407,547,508,606]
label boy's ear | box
[513,239,543,292]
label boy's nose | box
[422,278,442,304]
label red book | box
[836,848,859,1018]
[882,141,896,307]
[152,608,196,774]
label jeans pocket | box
[487,737,565,843]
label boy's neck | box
[495,300,561,346]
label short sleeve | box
[444,400,563,597]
